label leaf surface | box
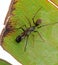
[2,0,58,65]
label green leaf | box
[2,0,58,65]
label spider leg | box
[14,25,27,31]
[24,35,29,51]
[32,17,35,25]
[25,16,31,27]
[31,34,35,47]
[18,27,25,31]
[32,7,42,25]
[37,22,58,29]
[34,31,45,42]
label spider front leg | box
[25,16,31,27]
[34,31,45,42]
[15,25,27,31]
[32,17,35,25]
[18,27,25,31]
[32,7,42,25]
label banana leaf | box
[2,0,58,65]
